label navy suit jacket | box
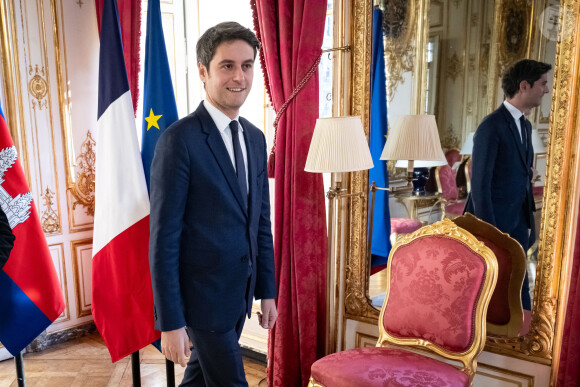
[464,103,536,250]
[149,102,276,333]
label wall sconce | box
[305,116,373,354]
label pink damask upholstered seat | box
[435,165,466,219]
[436,165,458,201]
[445,148,462,167]
[390,218,422,235]
[309,219,498,387]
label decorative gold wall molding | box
[355,332,379,348]
[477,361,536,386]
[41,186,60,234]
[28,64,48,110]
[383,0,418,102]
[445,51,464,82]
[345,0,375,322]
[71,238,93,318]
[441,124,461,150]
[49,243,70,324]
[70,130,95,217]
[0,0,31,185]
[496,0,532,76]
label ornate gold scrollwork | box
[70,131,95,217]
[28,64,48,110]
[41,186,60,234]
[346,0,377,321]
[496,0,532,75]
[383,0,418,102]
[346,0,580,365]
[445,52,464,82]
[441,124,461,150]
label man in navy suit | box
[465,59,551,310]
[149,22,277,386]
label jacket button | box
[241,255,248,263]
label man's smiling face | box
[198,39,255,119]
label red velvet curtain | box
[94,0,142,114]
[251,1,328,385]
[557,209,580,385]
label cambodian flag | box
[91,0,160,362]
[0,104,66,355]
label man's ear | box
[198,62,208,83]
[519,79,531,93]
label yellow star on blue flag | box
[145,108,162,131]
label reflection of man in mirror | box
[465,59,551,311]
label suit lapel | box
[499,104,527,168]
[197,103,248,217]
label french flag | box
[0,104,66,355]
[91,0,160,362]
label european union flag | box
[141,0,178,192]
[369,7,391,270]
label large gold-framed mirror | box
[343,0,580,366]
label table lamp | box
[380,115,445,195]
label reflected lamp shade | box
[380,115,445,162]
[395,159,446,168]
[305,116,374,173]
[460,132,475,155]
[531,130,546,154]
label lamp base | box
[412,167,430,196]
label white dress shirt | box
[503,100,525,142]
[203,100,249,193]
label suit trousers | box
[180,272,252,387]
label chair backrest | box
[445,148,462,167]
[435,165,458,201]
[378,219,497,378]
[455,158,468,198]
[452,213,525,336]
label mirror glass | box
[368,0,560,338]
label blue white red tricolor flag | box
[91,0,159,362]
[0,104,65,355]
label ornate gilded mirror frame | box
[344,0,580,364]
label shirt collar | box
[203,100,241,134]
[503,100,525,121]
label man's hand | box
[257,298,277,329]
[161,327,190,367]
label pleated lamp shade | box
[305,116,374,173]
[395,159,446,168]
[460,132,475,155]
[380,115,445,162]
[531,130,546,153]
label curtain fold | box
[251,1,328,385]
[557,209,580,385]
[94,0,142,114]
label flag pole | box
[166,359,175,387]
[15,352,25,387]
[131,351,141,386]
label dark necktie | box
[520,115,528,153]
[229,120,248,208]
